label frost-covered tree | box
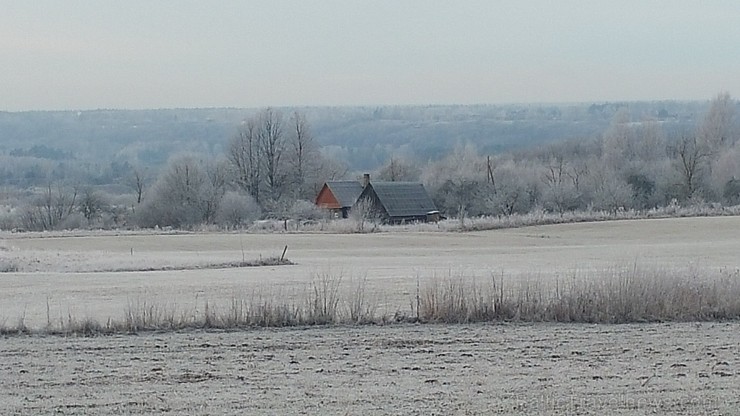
[670,135,709,201]
[228,108,337,213]
[257,108,288,206]
[215,191,261,229]
[135,155,227,228]
[20,183,78,231]
[698,92,736,159]
[229,118,262,204]
[78,187,108,223]
[423,143,486,226]
[602,108,636,170]
[697,93,737,198]
[589,166,633,213]
[485,158,535,216]
[377,157,421,182]
[539,151,581,214]
[287,111,316,199]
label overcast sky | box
[2,1,739,111]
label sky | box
[2,1,740,111]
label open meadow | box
[1,216,740,414]
[3,216,740,328]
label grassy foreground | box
[2,266,740,336]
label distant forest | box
[0,98,737,231]
[0,101,703,188]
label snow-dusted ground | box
[1,322,738,415]
[2,216,740,328]
[2,216,740,414]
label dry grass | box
[0,259,19,273]
[0,272,381,336]
[0,252,292,274]
[416,266,740,324]
[3,201,738,238]
[241,202,740,234]
[105,256,293,273]
[418,203,740,233]
[2,266,740,336]
[0,241,18,272]
[0,316,30,336]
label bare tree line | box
[1,94,738,231]
[411,92,739,223]
[132,108,346,229]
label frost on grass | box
[0,252,292,273]
[105,256,293,273]
[3,265,740,336]
[414,266,740,324]
[0,259,19,273]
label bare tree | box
[288,111,320,199]
[317,156,349,181]
[566,158,589,195]
[136,155,226,228]
[540,152,580,214]
[20,182,79,231]
[423,143,485,227]
[602,108,636,169]
[698,92,736,158]
[711,144,740,199]
[377,157,420,182]
[229,109,330,212]
[635,119,667,163]
[671,135,709,200]
[590,166,633,213]
[697,93,737,198]
[229,119,261,204]
[78,187,108,223]
[258,108,287,205]
[300,155,351,201]
[485,159,533,216]
[44,182,78,229]
[351,197,382,232]
[124,166,149,206]
[201,160,229,224]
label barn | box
[316,174,438,223]
[355,180,438,224]
[314,181,364,218]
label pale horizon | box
[2,1,739,111]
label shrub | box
[288,199,325,221]
[215,191,261,229]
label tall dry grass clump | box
[0,316,30,336]
[0,240,19,272]
[305,272,343,324]
[414,272,548,323]
[0,260,19,273]
[553,266,740,322]
[416,266,740,324]
[2,266,740,337]
[24,272,380,335]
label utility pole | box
[487,155,496,193]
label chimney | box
[362,173,370,188]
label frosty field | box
[3,216,740,328]
[1,322,738,415]
[1,216,740,414]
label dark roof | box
[326,181,364,208]
[370,182,437,218]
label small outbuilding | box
[314,181,364,218]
